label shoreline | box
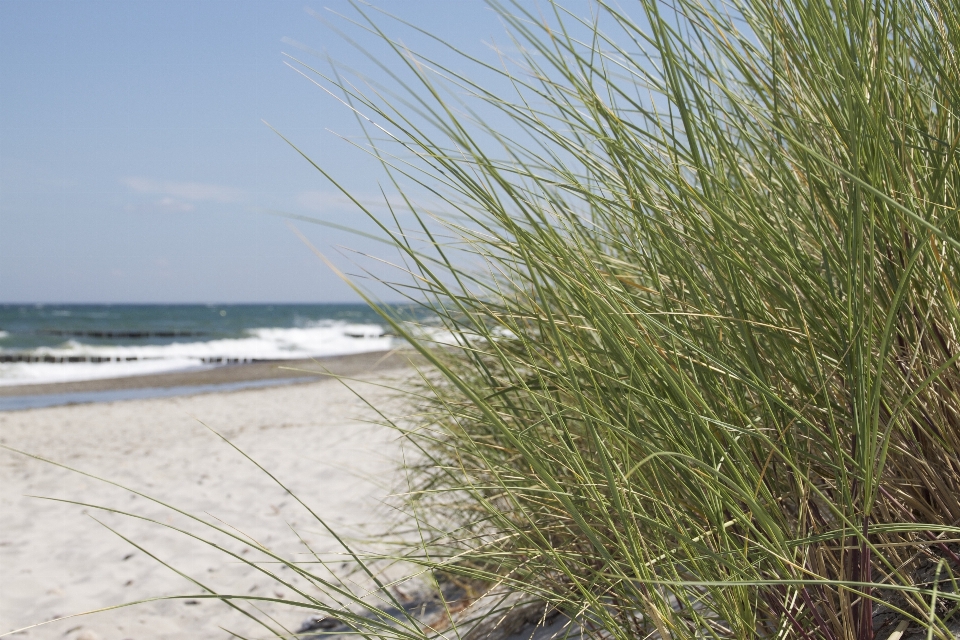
[0,350,413,398]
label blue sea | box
[0,304,412,387]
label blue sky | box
[0,0,503,303]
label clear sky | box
[0,0,502,303]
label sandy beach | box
[0,354,418,640]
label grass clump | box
[295,0,960,637]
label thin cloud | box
[297,190,425,213]
[124,177,245,204]
[156,197,195,212]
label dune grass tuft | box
[288,0,960,637]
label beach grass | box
[289,0,960,637]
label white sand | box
[0,375,413,640]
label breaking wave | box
[0,322,394,386]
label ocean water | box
[0,304,408,386]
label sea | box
[0,303,412,387]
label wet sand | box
[0,354,419,640]
[0,350,413,398]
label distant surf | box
[0,304,408,386]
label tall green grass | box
[292,0,960,637]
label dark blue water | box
[0,304,388,352]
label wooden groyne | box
[35,330,207,339]
[0,354,258,364]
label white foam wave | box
[0,323,394,387]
